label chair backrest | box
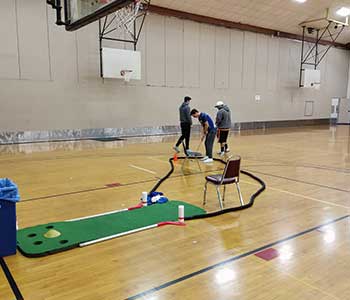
[222,156,241,180]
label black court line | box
[245,157,350,174]
[295,164,350,174]
[20,161,349,203]
[21,167,225,203]
[245,169,350,194]
[0,257,24,300]
[21,179,156,203]
[266,163,350,174]
[126,214,350,300]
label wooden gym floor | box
[0,125,349,300]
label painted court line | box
[245,157,350,174]
[126,215,350,300]
[129,164,158,176]
[273,267,341,300]
[240,179,350,209]
[0,258,24,300]
[148,157,170,165]
[268,186,350,209]
[149,157,203,172]
[245,169,350,194]
[21,167,224,202]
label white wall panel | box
[255,34,268,91]
[288,41,300,88]
[267,37,279,91]
[76,22,100,82]
[215,27,230,89]
[146,14,165,86]
[199,24,215,89]
[242,32,256,90]
[47,8,78,82]
[0,0,19,79]
[134,17,147,85]
[327,48,350,97]
[17,0,51,80]
[318,45,328,92]
[229,30,243,89]
[165,17,183,87]
[278,39,290,89]
[183,20,200,88]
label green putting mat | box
[17,201,205,257]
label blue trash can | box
[0,178,20,257]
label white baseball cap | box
[215,101,224,108]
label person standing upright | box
[173,96,192,153]
[215,101,231,156]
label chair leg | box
[235,182,244,206]
[181,157,186,173]
[203,181,208,205]
[223,185,226,202]
[196,158,202,172]
[216,185,224,209]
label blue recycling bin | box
[0,178,20,257]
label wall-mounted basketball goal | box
[299,8,348,89]
[47,0,150,81]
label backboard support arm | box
[299,21,345,87]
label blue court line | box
[0,257,24,300]
[126,214,350,300]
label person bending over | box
[191,109,217,163]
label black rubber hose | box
[149,157,266,220]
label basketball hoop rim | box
[120,69,134,82]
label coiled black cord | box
[149,157,266,220]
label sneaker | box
[200,156,209,161]
[203,158,213,163]
[173,146,180,153]
[217,150,223,155]
[225,148,230,153]
[218,152,225,156]
[186,149,193,154]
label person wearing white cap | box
[215,101,231,156]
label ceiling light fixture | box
[294,0,307,3]
[336,7,350,17]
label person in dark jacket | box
[215,101,231,156]
[174,96,192,153]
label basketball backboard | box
[102,48,141,80]
[66,0,133,31]
[300,69,321,89]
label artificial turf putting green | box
[17,201,205,257]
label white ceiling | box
[151,0,350,43]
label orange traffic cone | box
[173,153,178,162]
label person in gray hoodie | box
[173,96,192,153]
[215,101,231,155]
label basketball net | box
[114,0,142,37]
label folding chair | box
[203,156,244,209]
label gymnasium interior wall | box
[0,0,349,142]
